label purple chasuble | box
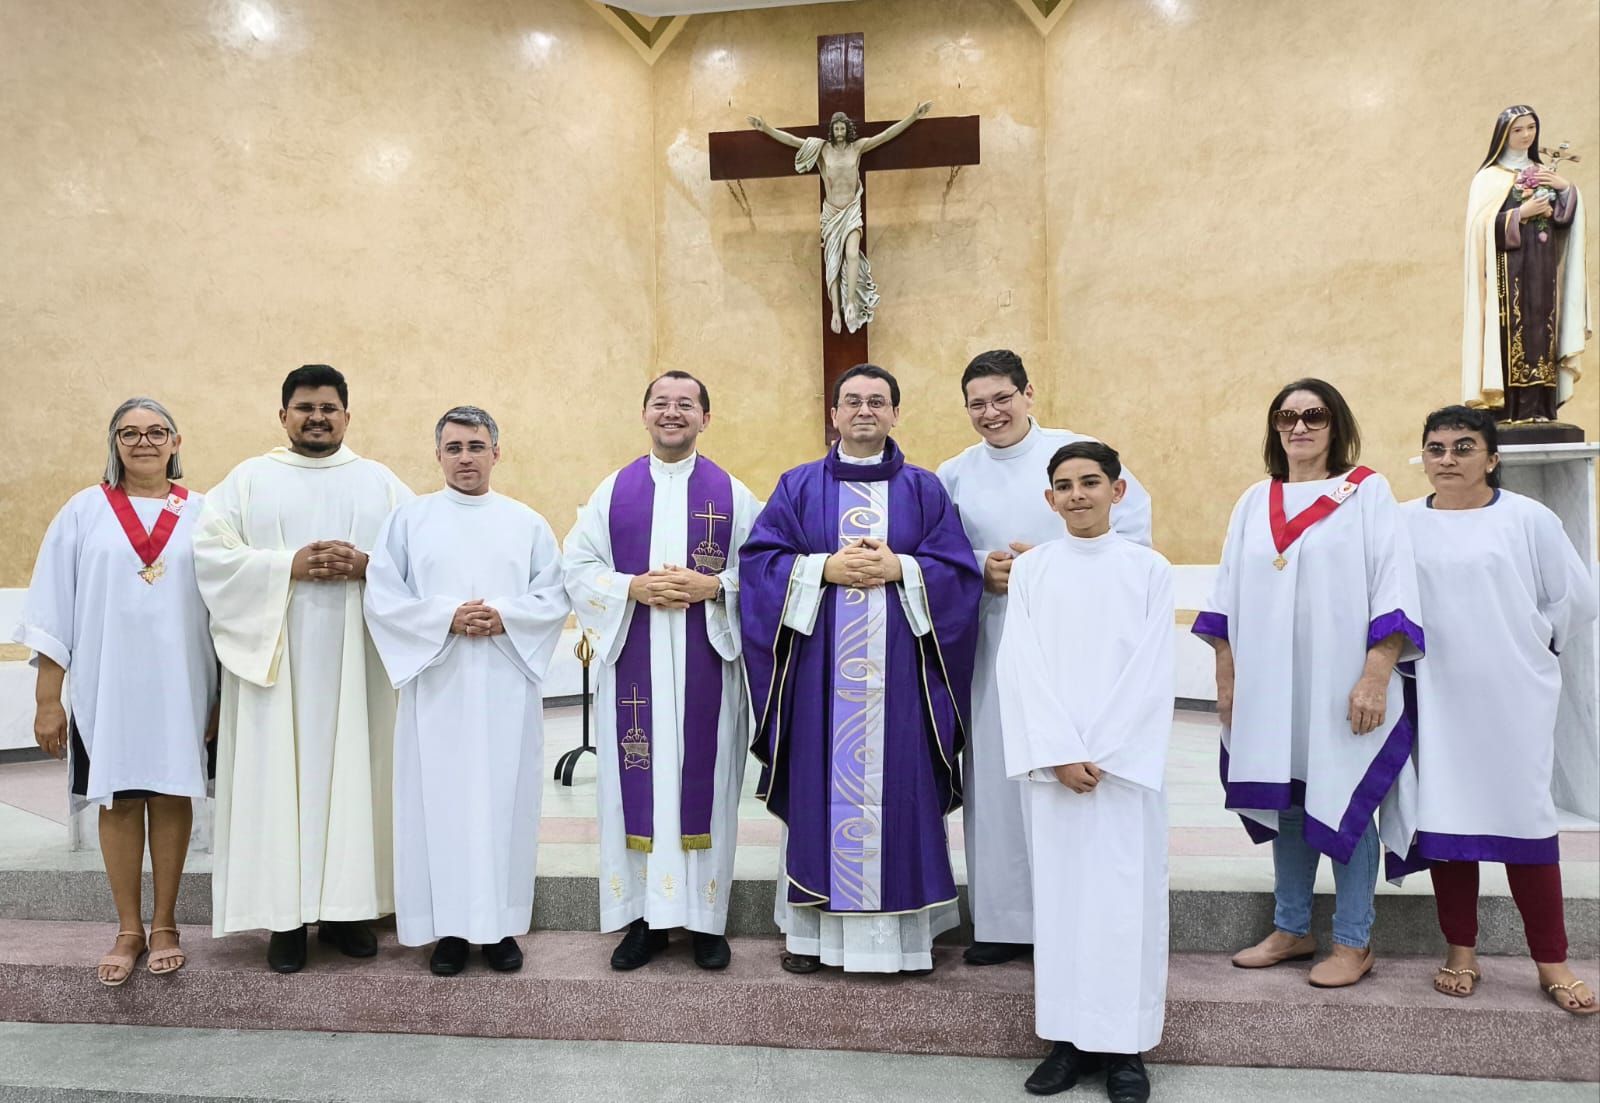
[608,454,734,852]
[740,439,981,913]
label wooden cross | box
[708,33,980,442]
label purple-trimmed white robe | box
[1405,490,1597,865]
[998,531,1172,1054]
[563,452,760,936]
[1193,471,1423,878]
[938,420,1152,946]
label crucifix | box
[708,33,980,442]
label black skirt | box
[69,715,217,801]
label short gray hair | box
[434,405,499,447]
[104,397,183,486]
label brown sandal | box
[147,926,186,976]
[1546,980,1600,1015]
[98,930,147,987]
[1432,965,1480,998]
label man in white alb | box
[937,349,1152,966]
[365,406,569,975]
[194,364,411,973]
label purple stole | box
[608,454,734,853]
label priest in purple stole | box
[564,371,760,972]
[742,364,981,974]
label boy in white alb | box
[998,441,1173,1103]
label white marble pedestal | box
[1499,443,1599,821]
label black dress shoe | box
[267,925,307,974]
[691,932,730,970]
[483,936,523,973]
[1025,1042,1102,1096]
[963,940,1032,966]
[1103,1053,1151,1103]
[610,919,669,971]
[780,951,822,974]
[430,937,469,976]
[317,920,378,958]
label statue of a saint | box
[1462,105,1590,426]
[747,101,933,334]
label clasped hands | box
[628,565,720,610]
[1054,761,1102,794]
[451,599,505,637]
[982,541,1035,596]
[823,538,902,589]
[291,540,367,582]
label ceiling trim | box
[1008,0,1076,35]
[586,2,690,64]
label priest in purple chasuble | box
[741,364,981,975]
[563,371,761,972]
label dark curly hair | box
[828,112,858,144]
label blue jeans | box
[1271,806,1379,949]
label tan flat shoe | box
[147,926,185,976]
[1309,944,1375,988]
[97,930,147,987]
[1231,931,1318,969]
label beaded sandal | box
[1546,980,1600,1015]
[1432,965,1479,998]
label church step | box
[1,920,1595,1082]
[1,869,1594,958]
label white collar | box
[649,451,698,475]
[443,486,494,506]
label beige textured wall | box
[5,0,1598,582]
[1046,0,1600,562]
[0,0,656,585]
[652,0,1048,497]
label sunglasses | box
[1272,406,1331,433]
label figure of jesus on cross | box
[745,101,932,335]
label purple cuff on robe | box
[1502,208,1522,249]
[1553,185,1577,224]
[1191,611,1228,641]
[1416,831,1560,865]
[1367,608,1424,656]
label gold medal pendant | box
[1272,554,1287,571]
[137,558,166,585]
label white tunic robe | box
[1405,490,1598,863]
[997,532,1173,1054]
[937,421,1152,944]
[193,446,411,935]
[562,453,759,935]
[1197,472,1422,874]
[364,488,569,946]
[15,487,217,812]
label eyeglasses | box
[966,389,1019,415]
[837,396,891,412]
[116,426,171,446]
[1422,441,1486,458]
[1271,406,1331,432]
[289,403,344,417]
[647,399,701,414]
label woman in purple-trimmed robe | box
[1405,405,1598,1014]
[1194,378,1422,990]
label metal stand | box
[554,633,596,787]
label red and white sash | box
[1267,466,1374,570]
[101,482,189,584]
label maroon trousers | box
[1430,861,1568,963]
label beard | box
[294,428,339,454]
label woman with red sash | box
[14,398,217,985]
[1193,379,1423,989]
